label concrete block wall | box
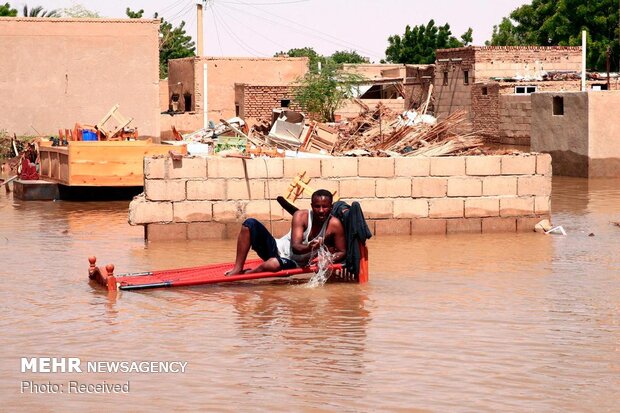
[499,94,532,146]
[129,154,552,241]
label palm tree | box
[23,5,59,17]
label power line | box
[167,1,195,24]
[159,0,193,16]
[212,6,264,56]
[222,0,310,4]
[209,4,224,55]
[215,3,290,52]
[218,0,383,58]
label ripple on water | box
[1,178,620,411]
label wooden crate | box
[39,141,187,186]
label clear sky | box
[29,0,530,62]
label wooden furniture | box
[96,104,133,140]
[39,140,186,186]
[285,171,339,206]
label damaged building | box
[434,46,619,146]
[161,56,308,138]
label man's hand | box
[308,236,323,249]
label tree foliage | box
[275,47,326,72]
[22,5,59,17]
[275,48,370,72]
[0,2,17,16]
[486,17,523,46]
[126,7,195,79]
[294,61,365,122]
[384,20,471,64]
[331,50,369,64]
[59,4,100,18]
[487,0,619,71]
[125,7,144,19]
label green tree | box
[460,28,473,46]
[384,20,471,64]
[275,47,326,73]
[488,0,619,71]
[59,4,100,18]
[294,62,365,122]
[0,2,17,16]
[125,7,144,19]
[486,17,524,46]
[126,8,195,79]
[330,50,369,64]
[22,5,59,17]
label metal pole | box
[581,30,586,92]
[197,1,204,56]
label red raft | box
[88,244,368,291]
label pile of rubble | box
[332,103,484,157]
[246,104,485,157]
[173,104,490,158]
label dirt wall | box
[531,92,589,177]
[0,17,160,137]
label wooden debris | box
[333,105,484,157]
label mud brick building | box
[161,56,308,138]
[0,17,161,138]
[234,84,300,120]
[335,64,434,120]
[531,91,620,177]
[434,46,619,146]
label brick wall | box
[335,99,406,120]
[194,57,308,122]
[471,83,500,141]
[235,84,300,119]
[129,154,552,241]
[435,48,476,118]
[472,46,582,80]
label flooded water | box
[1,177,619,412]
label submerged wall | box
[129,154,552,241]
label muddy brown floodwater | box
[0,176,619,412]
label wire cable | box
[218,0,383,58]
[215,3,290,51]
[212,6,265,56]
[208,4,225,55]
[222,0,310,4]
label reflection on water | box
[1,177,619,411]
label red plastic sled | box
[89,242,368,291]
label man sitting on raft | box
[226,189,346,275]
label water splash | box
[305,244,334,288]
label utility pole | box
[581,30,586,92]
[197,0,207,56]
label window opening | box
[552,96,564,116]
[183,93,192,112]
[515,85,537,94]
